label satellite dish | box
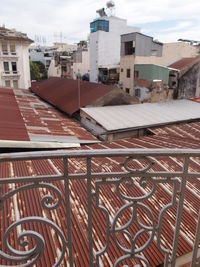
[106,1,115,9]
[96,8,107,17]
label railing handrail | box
[0,148,200,162]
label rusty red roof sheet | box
[31,77,116,115]
[168,56,200,72]
[0,87,97,144]
[148,121,200,142]
[0,88,29,141]
[0,124,200,266]
[14,88,97,143]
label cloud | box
[0,0,200,44]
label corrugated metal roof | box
[31,77,116,115]
[0,127,200,266]
[0,87,97,147]
[81,100,200,132]
[0,88,29,141]
[168,57,200,72]
[14,88,98,144]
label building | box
[120,32,163,96]
[80,100,200,141]
[53,42,77,53]
[0,27,33,89]
[31,77,138,117]
[134,41,200,66]
[0,86,98,151]
[89,3,140,83]
[168,56,200,99]
[72,41,90,79]
[0,78,200,265]
[29,45,56,70]
[48,55,73,79]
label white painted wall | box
[0,40,31,89]
[48,59,61,77]
[73,48,90,79]
[90,16,140,82]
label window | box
[13,80,18,89]
[2,43,8,54]
[134,70,139,79]
[90,19,109,33]
[11,62,17,73]
[135,88,141,98]
[5,80,11,87]
[3,62,9,73]
[10,44,16,55]
[125,41,135,55]
[121,68,123,72]
[127,69,131,78]
[126,88,130,94]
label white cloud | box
[0,0,200,44]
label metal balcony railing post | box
[63,157,74,266]
[171,155,190,266]
[87,157,94,267]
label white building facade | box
[0,27,33,89]
[89,15,140,83]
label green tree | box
[30,60,40,81]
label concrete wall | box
[120,55,135,95]
[73,49,90,79]
[179,62,200,98]
[48,59,61,77]
[121,33,162,57]
[90,16,139,83]
[134,64,169,85]
[135,42,199,66]
[0,40,31,89]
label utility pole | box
[77,70,81,108]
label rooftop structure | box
[0,86,97,150]
[168,57,200,99]
[0,27,33,89]
[89,4,140,83]
[31,77,138,116]
[80,100,200,140]
[120,32,164,97]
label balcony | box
[0,148,200,266]
[0,51,18,59]
[1,71,20,78]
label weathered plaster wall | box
[179,62,200,98]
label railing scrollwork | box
[0,149,199,266]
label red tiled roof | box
[31,77,115,115]
[0,122,200,266]
[168,56,200,72]
[0,88,29,141]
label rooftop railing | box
[0,149,200,266]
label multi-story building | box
[120,32,200,99]
[120,32,163,96]
[72,41,90,80]
[89,4,140,83]
[0,27,33,89]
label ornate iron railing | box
[0,149,200,267]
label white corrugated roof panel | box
[81,100,200,131]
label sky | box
[0,0,200,45]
